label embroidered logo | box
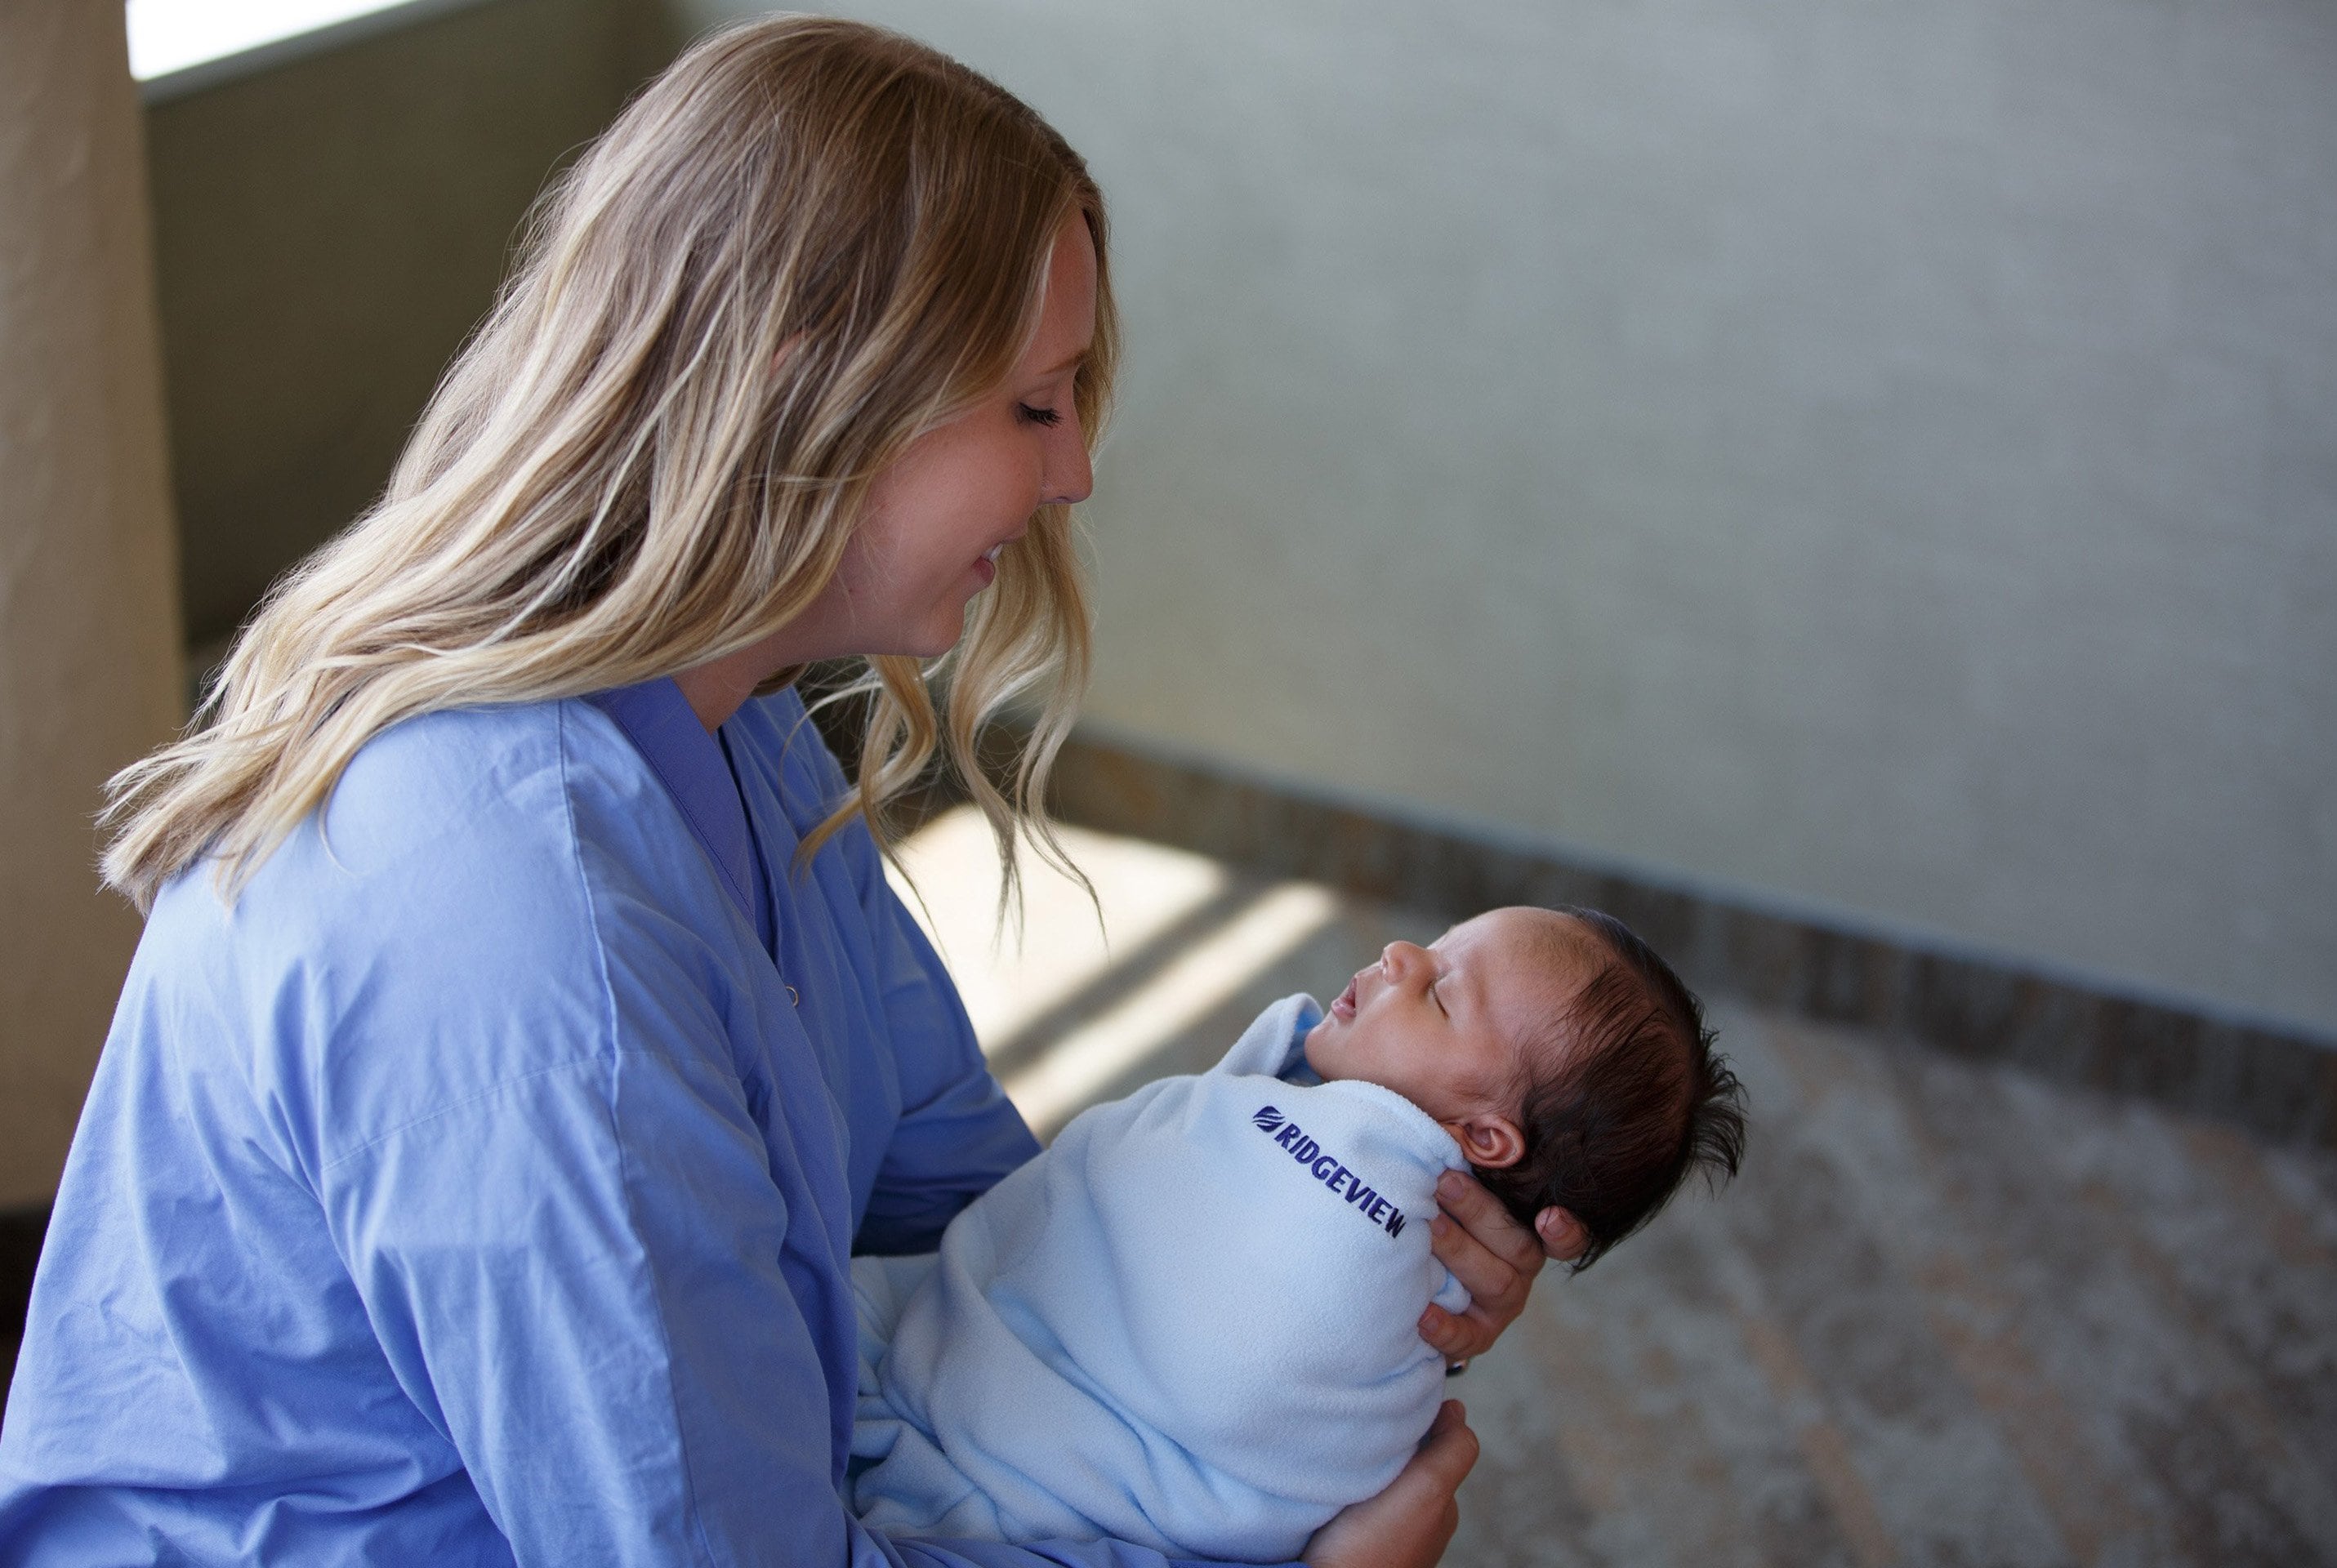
[1251,1104,1407,1237]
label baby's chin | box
[1300,1013,1346,1080]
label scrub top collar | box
[584,677,776,954]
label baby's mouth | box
[1331,976,1358,1021]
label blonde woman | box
[0,18,1581,1566]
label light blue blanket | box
[850,995,1471,1561]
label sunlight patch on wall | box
[886,804,1339,1134]
[127,0,415,78]
[885,805,1230,1048]
[1000,881,1338,1135]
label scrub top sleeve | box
[319,957,858,1566]
[848,831,1041,1257]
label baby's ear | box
[1444,1112,1526,1170]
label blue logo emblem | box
[1251,1104,1407,1237]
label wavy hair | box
[104,15,1118,912]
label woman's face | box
[802,214,1099,662]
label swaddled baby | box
[848,905,1746,1561]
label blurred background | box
[1,0,2331,1561]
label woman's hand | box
[1302,1400,1480,1568]
[1417,1174,1589,1365]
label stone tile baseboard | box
[1044,732,2337,1152]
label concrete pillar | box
[0,0,185,1206]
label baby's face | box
[1302,906,1589,1129]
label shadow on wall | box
[148,0,676,647]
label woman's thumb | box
[1411,1400,1481,1494]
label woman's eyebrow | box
[1033,347,1089,378]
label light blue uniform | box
[850,995,1471,1562]
[0,679,1247,1567]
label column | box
[0,0,185,1207]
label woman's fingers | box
[1417,1171,1547,1361]
[1536,1206,1590,1264]
[1439,1170,1549,1273]
[1301,1401,1479,1568]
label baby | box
[847,905,1746,1561]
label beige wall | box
[0,1,185,1205]
[144,0,2337,1041]
[679,0,2337,1039]
[149,0,671,644]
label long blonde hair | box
[105,16,1118,913]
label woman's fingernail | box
[1438,1172,1465,1199]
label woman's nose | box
[1041,421,1093,508]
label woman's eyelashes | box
[1015,402,1064,428]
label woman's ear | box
[1441,1112,1526,1170]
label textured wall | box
[675,0,2337,1037]
[148,0,671,645]
[0,1,185,1205]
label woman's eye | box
[1016,403,1064,428]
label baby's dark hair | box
[1474,907,1746,1272]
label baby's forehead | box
[1440,907,1601,1034]
[1438,906,1593,977]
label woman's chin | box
[866,614,968,662]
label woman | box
[0,19,1581,1566]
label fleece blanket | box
[849,994,1471,1561]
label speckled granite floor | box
[895,809,2337,1568]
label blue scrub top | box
[0,683,1233,1567]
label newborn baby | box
[848,905,1746,1561]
